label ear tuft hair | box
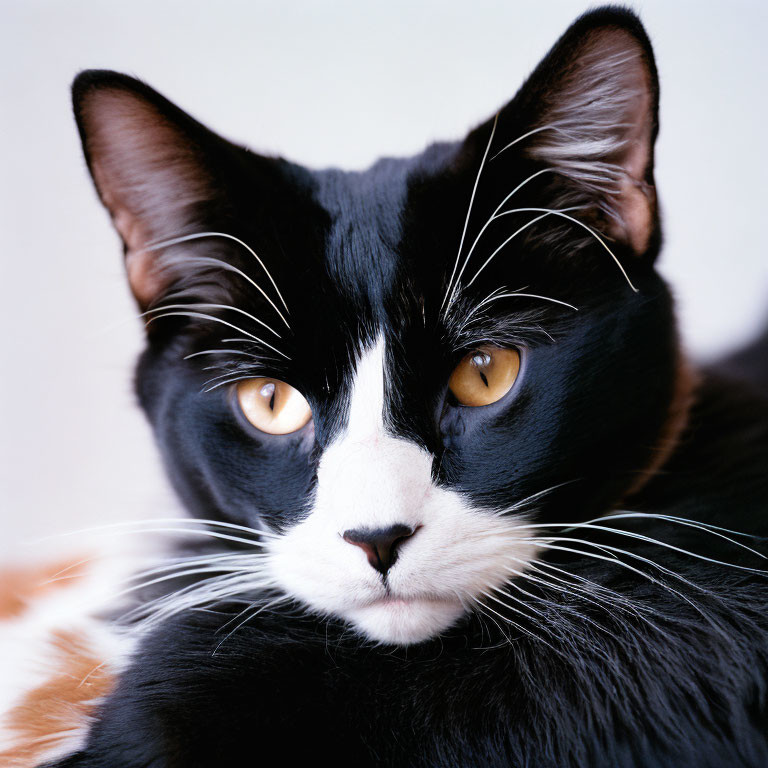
[517,9,659,256]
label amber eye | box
[236,378,312,435]
[448,346,520,407]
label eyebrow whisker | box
[144,311,290,360]
[143,303,281,339]
[143,231,291,317]
[440,113,499,317]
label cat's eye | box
[236,378,312,435]
[448,346,520,407]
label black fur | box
[56,7,768,767]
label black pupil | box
[471,352,492,388]
[261,381,277,411]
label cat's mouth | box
[345,594,466,645]
[363,593,451,609]
[371,597,413,608]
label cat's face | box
[74,8,685,644]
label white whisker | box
[440,113,499,315]
[505,562,616,615]
[219,336,280,350]
[530,540,710,619]
[127,552,265,583]
[127,572,281,628]
[143,231,291,316]
[476,291,578,314]
[144,302,281,339]
[490,481,577,517]
[444,169,565,310]
[489,123,567,162]
[213,594,291,654]
[203,374,271,393]
[528,521,768,573]
[45,516,280,539]
[598,512,768,558]
[167,255,291,329]
[464,207,636,292]
[117,565,266,601]
[503,556,667,635]
[478,589,560,653]
[491,580,617,660]
[184,349,267,361]
[46,521,276,551]
[145,311,290,360]
[200,368,262,388]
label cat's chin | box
[344,597,465,645]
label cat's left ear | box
[472,7,659,257]
[72,71,235,309]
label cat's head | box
[73,8,689,645]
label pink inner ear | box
[611,45,656,255]
[617,116,655,254]
[526,27,657,255]
[124,248,164,309]
[80,89,213,306]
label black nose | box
[342,524,416,576]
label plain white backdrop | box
[2,0,767,557]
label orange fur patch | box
[0,560,87,621]
[0,629,113,767]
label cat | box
[22,6,768,767]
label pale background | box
[2,0,767,558]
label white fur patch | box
[268,337,538,644]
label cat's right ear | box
[454,8,660,268]
[72,70,228,309]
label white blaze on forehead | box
[318,335,429,532]
[341,335,387,442]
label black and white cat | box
[49,7,768,767]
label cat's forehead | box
[311,159,417,304]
